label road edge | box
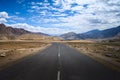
[66,43,120,72]
[0,44,52,71]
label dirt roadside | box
[67,42,120,72]
[0,42,51,71]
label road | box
[0,43,119,80]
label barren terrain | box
[0,41,50,70]
[67,40,120,71]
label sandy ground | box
[0,41,51,70]
[67,42,120,71]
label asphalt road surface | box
[0,43,120,80]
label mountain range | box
[0,23,120,40]
[60,26,120,40]
[0,24,59,41]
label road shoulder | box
[0,44,51,71]
[66,43,120,72]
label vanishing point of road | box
[0,43,120,80]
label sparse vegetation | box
[0,41,50,70]
[67,41,120,70]
[0,42,48,49]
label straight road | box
[0,43,119,80]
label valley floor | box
[0,41,50,70]
[67,41,120,71]
[0,40,120,72]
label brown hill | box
[0,24,60,41]
[0,24,31,35]
[60,26,120,40]
[0,24,31,40]
[17,34,60,41]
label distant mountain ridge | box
[0,24,31,35]
[34,32,49,36]
[0,24,53,40]
[60,26,120,40]
[1,23,120,40]
[60,32,79,40]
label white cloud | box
[0,18,7,23]
[0,11,9,18]
[8,22,100,35]
[0,11,26,24]
[0,11,9,23]
[57,0,120,30]
[8,23,73,35]
[2,0,120,35]
[31,5,41,10]
[9,16,25,21]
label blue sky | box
[0,0,120,35]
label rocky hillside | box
[0,24,60,41]
[0,24,31,35]
[60,26,120,40]
[0,24,30,40]
[60,32,79,40]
